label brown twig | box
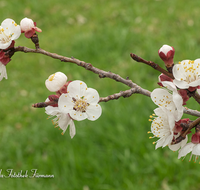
[15,46,139,89]
[172,117,200,144]
[130,53,174,79]
[14,46,200,117]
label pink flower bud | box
[158,44,175,67]
[20,17,42,38]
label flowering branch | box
[2,17,200,161]
[14,46,137,88]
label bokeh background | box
[1,0,200,189]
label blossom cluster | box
[44,72,102,138]
[149,44,200,162]
[0,17,42,80]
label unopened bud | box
[20,17,42,38]
[158,44,175,69]
[45,72,68,92]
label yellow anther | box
[49,74,55,81]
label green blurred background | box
[1,0,200,189]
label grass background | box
[0,0,200,189]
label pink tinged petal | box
[33,26,42,33]
[67,80,87,98]
[0,63,7,81]
[86,104,102,121]
[58,93,74,113]
[24,29,35,38]
[69,120,76,138]
[84,87,100,104]
[173,79,189,89]
[178,142,195,159]
[192,144,200,156]
[69,110,87,121]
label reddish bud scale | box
[56,81,72,96]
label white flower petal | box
[151,88,175,111]
[69,120,76,138]
[192,144,200,156]
[84,87,100,104]
[173,79,189,89]
[178,142,195,159]
[0,63,7,81]
[159,44,173,55]
[162,134,173,147]
[45,105,60,116]
[67,80,87,98]
[86,104,102,121]
[155,137,166,149]
[69,110,88,121]
[168,135,188,151]
[173,63,188,80]
[58,93,74,113]
[188,79,200,87]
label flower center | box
[180,60,200,83]
[73,97,89,112]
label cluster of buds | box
[33,72,102,138]
[149,44,200,162]
[0,17,42,81]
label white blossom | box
[173,59,200,89]
[151,81,183,121]
[58,80,102,121]
[150,107,175,149]
[45,72,68,92]
[0,18,21,49]
[45,101,75,138]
